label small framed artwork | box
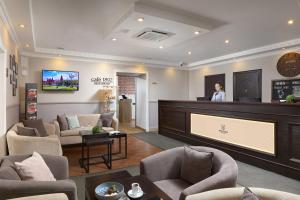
[12,72,16,82]
[15,63,18,75]
[15,79,18,88]
[10,74,13,84]
[12,85,16,96]
[6,68,8,77]
[9,55,13,70]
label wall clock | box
[277,52,300,77]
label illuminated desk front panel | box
[158,100,300,180]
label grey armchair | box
[140,146,238,200]
[0,155,77,200]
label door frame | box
[114,70,149,132]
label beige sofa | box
[54,114,119,145]
[6,122,62,156]
[186,187,300,200]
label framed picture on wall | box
[6,68,8,77]
[15,63,18,75]
[10,74,13,84]
[12,84,16,96]
[15,79,18,88]
[9,55,13,70]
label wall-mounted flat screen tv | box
[42,70,79,91]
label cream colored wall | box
[0,17,19,156]
[22,56,189,129]
[188,50,300,102]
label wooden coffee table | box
[85,171,172,200]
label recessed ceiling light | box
[188,51,192,55]
[282,47,286,50]
[194,31,200,35]
[288,19,294,25]
[25,44,30,48]
[58,54,62,57]
[159,45,164,49]
[19,24,25,28]
[225,39,230,44]
[137,17,144,22]
[112,38,117,41]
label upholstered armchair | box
[186,187,300,200]
[0,154,77,200]
[140,146,238,200]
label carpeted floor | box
[71,132,300,200]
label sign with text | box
[91,77,113,86]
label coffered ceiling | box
[1,0,300,68]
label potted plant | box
[92,125,102,134]
[286,94,296,103]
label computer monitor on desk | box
[238,97,261,102]
[197,97,211,101]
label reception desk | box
[158,100,300,180]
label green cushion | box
[66,115,80,129]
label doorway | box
[116,72,148,134]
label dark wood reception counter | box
[158,100,300,180]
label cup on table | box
[131,183,142,196]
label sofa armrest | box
[8,193,69,200]
[42,155,69,180]
[180,167,238,200]
[0,179,77,200]
[140,148,183,182]
[44,122,56,136]
[53,120,61,136]
[112,117,119,130]
[7,134,62,156]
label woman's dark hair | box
[215,82,223,89]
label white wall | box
[21,56,189,129]
[189,50,300,102]
[0,17,19,156]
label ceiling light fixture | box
[137,17,144,22]
[159,45,164,49]
[194,31,200,35]
[225,39,230,44]
[188,51,192,55]
[288,19,294,25]
[25,44,30,48]
[112,38,117,41]
[19,24,25,28]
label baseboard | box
[149,128,158,132]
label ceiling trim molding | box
[29,0,36,48]
[188,43,300,70]
[187,38,300,68]
[0,0,20,46]
[20,50,183,69]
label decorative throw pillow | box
[241,187,261,200]
[17,126,39,137]
[0,159,21,180]
[57,114,69,131]
[180,146,213,184]
[100,112,114,127]
[14,152,56,181]
[66,115,80,129]
[23,119,48,137]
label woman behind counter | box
[211,83,226,102]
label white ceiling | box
[2,0,300,67]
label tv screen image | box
[42,70,79,91]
